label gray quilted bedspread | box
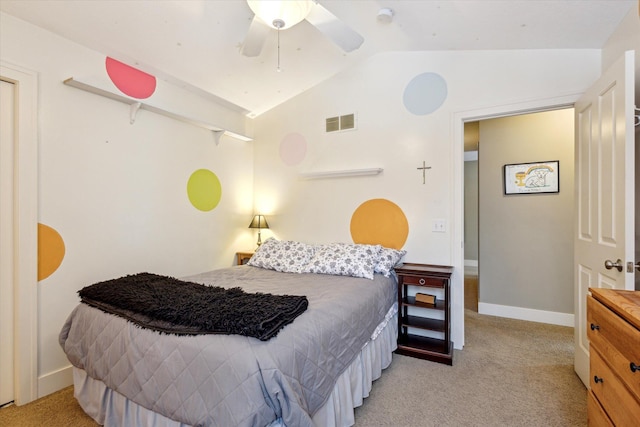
[59,266,396,427]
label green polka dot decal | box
[187,169,222,211]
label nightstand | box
[395,263,453,365]
[236,251,254,265]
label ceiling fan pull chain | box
[272,18,284,73]
[277,26,281,72]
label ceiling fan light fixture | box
[247,0,313,30]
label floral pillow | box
[247,238,315,273]
[302,243,382,280]
[374,247,406,277]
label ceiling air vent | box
[326,113,356,133]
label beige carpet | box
[354,310,586,426]
[0,309,585,427]
[0,386,96,427]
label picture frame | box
[503,160,559,195]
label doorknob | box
[604,259,623,272]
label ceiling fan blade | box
[241,16,270,57]
[305,3,364,52]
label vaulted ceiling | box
[1,0,635,117]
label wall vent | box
[326,116,340,132]
[340,114,355,130]
[326,113,356,132]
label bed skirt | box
[73,306,398,427]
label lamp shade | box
[247,0,313,29]
[248,215,269,229]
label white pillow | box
[247,238,315,273]
[374,247,407,277]
[302,243,382,280]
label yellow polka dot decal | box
[187,169,222,212]
[350,199,408,249]
[38,223,65,281]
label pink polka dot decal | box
[279,133,307,166]
[106,57,157,99]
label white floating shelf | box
[63,77,252,143]
[299,168,383,180]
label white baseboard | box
[464,151,478,162]
[464,259,478,267]
[38,365,73,398]
[478,302,574,327]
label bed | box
[59,240,405,427]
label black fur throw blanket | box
[78,273,308,341]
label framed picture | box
[503,160,559,195]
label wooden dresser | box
[587,288,640,426]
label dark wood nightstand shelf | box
[395,263,453,365]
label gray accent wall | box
[478,109,575,314]
[464,160,478,263]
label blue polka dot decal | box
[403,72,448,115]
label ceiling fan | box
[241,0,364,57]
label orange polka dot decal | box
[106,57,157,99]
[350,199,409,249]
[38,223,65,281]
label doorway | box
[452,95,578,349]
[461,107,576,328]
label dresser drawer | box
[399,275,445,288]
[588,295,640,400]
[587,390,614,427]
[590,348,640,426]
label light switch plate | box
[432,219,446,233]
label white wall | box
[602,6,640,76]
[1,12,255,398]
[252,49,602,349]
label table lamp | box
[248,215,269,248]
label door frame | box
[0,61,39,405]
[452,93,581,348]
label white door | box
[574,50,636,387]
[0,78,16,406]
